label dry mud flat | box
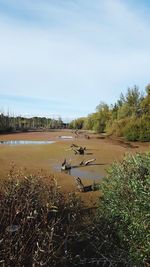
[0,130,149,204]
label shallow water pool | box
[59,136,73,139]
[0,140,55,145]
[53,164,103,180]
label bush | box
[0,169,85,267]
[98,153,150,266]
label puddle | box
[59,136,73,140]
[53,164,102,180]
[0,140,55,145]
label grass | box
[0,169,86,266]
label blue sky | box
[0,0,150,122]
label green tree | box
[69,117,85,129]
[140,84,150,114]
[118,86,142,119]
[93,102,110,133]
[83,114,95,130]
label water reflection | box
[59,136,73,139]
[0,140,55,145]
[54,164,102,180]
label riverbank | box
[0,130,149,205]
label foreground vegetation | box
[69,84,150,141]
[0,152,149,266]
[98,152,150,266]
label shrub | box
[0,167,135,267]
[97,153,150,266]
[0,169,85,267]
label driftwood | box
[75,177,100,192]
[79,158,96,166]
[75,177,85,192]
[61,164,71,171]
[61,158,96,171]
[70,144,87,155]
[62,158,66,166]
[61,159,71,170]
[70,143,79,148]
[75,177,98,192]
[73,146,86,155]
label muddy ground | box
[0,130,149,205]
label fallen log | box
[61,164,71,171]
[79,158,96,166]
[70,143,79,148]
[61,159,71,170]
[61,158,66,166]
[75,177,96,192]
[73,146,86,155]
[79,160,85,166]
[84,158,96,166]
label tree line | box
[69,84,150,141]
[0,115,65,133]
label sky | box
[0,0,150,122]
